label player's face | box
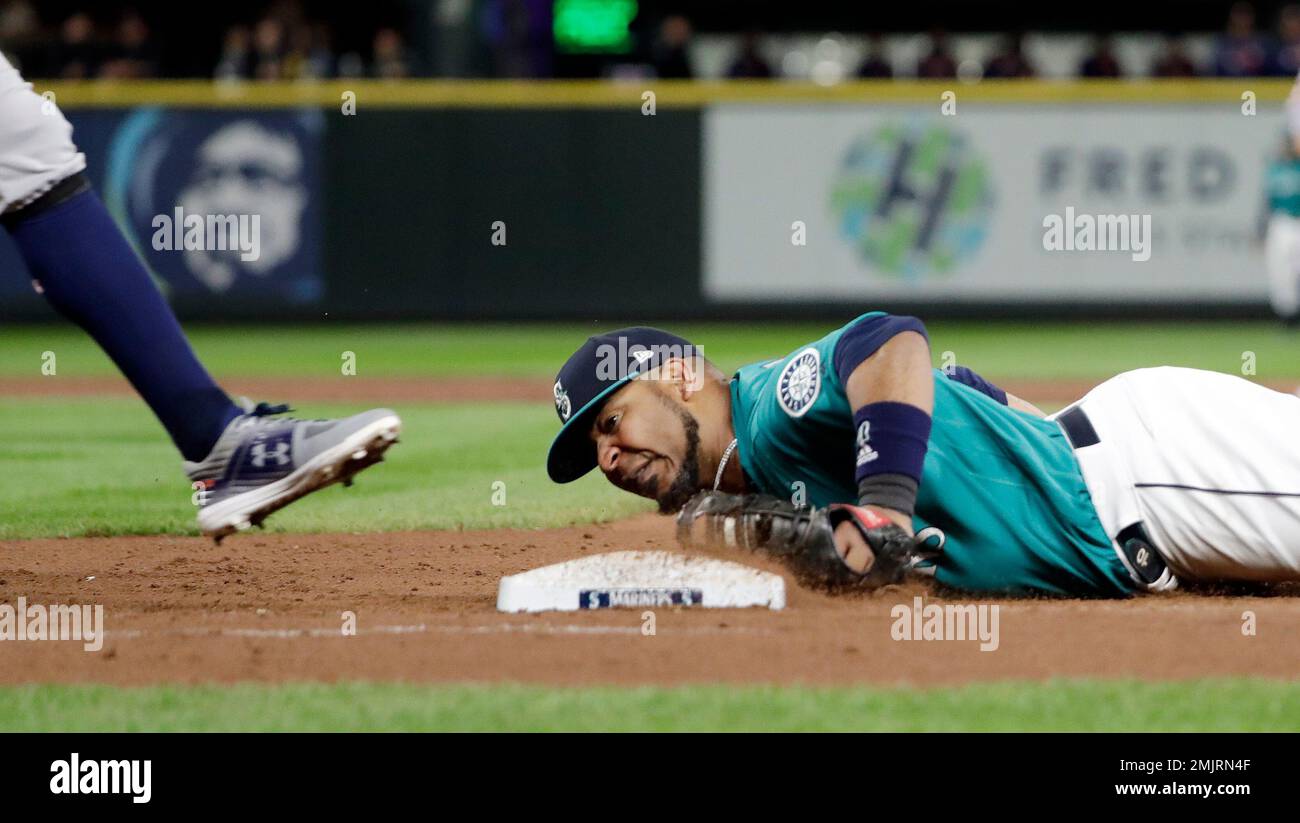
[591,380,701,513]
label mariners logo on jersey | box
[855,420,879,466]
[777,348,821,417]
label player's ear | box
[657,357,684,387]
[662,357,700,401]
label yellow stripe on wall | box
[32,78,1297,108]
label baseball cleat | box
[184,401,402,541]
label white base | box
[496,550,785,613]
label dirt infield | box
[2,514,1297,687]
[3,373,1298,689]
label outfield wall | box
[0,80,1288,321]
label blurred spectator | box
[1274,4,1300,76]
[984,32,1035,78]
[372,27,410,79]
[856,32,892,78]
[215,25,252,80]
[51,12,100,80]
[479,0,551,78]
[337,49,366,78]
[218,8,349,82]
[17,6,1300,83]
[727,29,772,78]
[1212,2,1271,77]
[916,30,957,78]
[652,15,693,78]
[307,23,336,78]
[1151,33,1200,77]
[98,9,157,79]
[0,0,38,69]
[0,0,36,43]
[480,0,521,77]
[1079,34,1123,77]
[284,21,333,79]
[251,17,286,80]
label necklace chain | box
[713,438,739,491]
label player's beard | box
[655,394,703,514]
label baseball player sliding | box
[1,53,400,539]
[548,315,1300,596]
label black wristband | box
[857,473,919,517]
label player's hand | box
[832,501,915,577]
[833,520,874,572]
[869,505,914,534]
[675,493,926,590]
[833,506,910,572]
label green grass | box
[2,320,1300,380]
[0,679,1294,731]
[0,397,649,539]
[2,319,1298,538]
[4,322,1297,730]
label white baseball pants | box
[0,52,85,214]
[1055,367,1300,589]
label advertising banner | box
[703,104,1280,303]
[0,108,324,313]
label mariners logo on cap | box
[553,379,572,421]
[778,348,821,417]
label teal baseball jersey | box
[729,314,1134,596]
[1268,156,1300,218]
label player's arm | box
[674,315,934,590]
[945,365,1045,417]
[824,315,934,573]
[1006,393,1045,417]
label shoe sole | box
[198,414,402,541]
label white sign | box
[704,105,1279,302]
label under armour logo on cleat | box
[250,441,291,467]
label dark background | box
[5,0,1295,79]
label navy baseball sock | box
[5,182,240,461]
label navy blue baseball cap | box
[547,327,697,483]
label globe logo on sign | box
[830,121,993,280]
